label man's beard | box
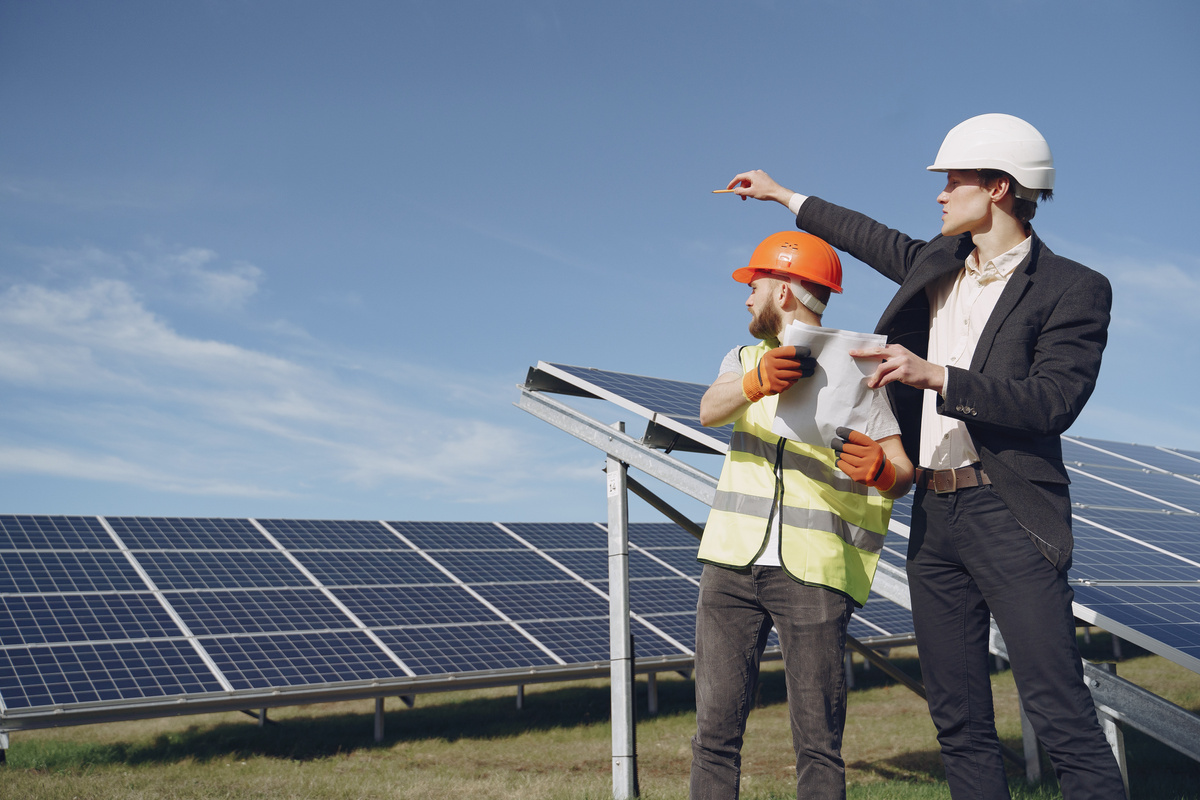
[749,302,781,340]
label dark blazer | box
[796,197,1111,569]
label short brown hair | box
[978,169,1052,224]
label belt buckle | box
[933,469,958,494]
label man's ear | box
[776,280,795,310]
[988,174,1012,203]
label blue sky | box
[1,1,1197,525]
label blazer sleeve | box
[795,196,931,285]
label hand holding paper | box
[831,427,897,492]
[742,346,815,402]
[772,321,887,446]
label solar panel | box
[520,363,1200,679]
[0,515,725,732]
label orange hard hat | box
[732,231,843,293]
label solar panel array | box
[526,362,1200,675]
[0,510,914,731]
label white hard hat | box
[927,113,1054,201]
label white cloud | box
[0,270,594,507]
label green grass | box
[2,633,1197,799]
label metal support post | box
[1095,663,1129,797]
[517,685,525,710]
[1018,699,1043,784]
[607,431,638,800]
[1,732,8,765]
[374,698,385,743]
[258,708,268,727]
[646,672,658,716]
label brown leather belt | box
[917,464,991,494]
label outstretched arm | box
[725,170,797,207]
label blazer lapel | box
[969,236,1040,372]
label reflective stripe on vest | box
[697,340,893,605]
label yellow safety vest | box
[697,341,893,606]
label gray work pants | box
[690,563,853,800]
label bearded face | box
[746,276,784,340]
[748,295,782,340]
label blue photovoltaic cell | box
[1069,475,1178,514]
[652,416,731,450]
[636,547,702,579]
[293,550,450,587]
[1068,521,1200,584]
[538,549,606,581]
[520,617,611,664]
[500,521,605,549]
[0,640,223,709]
[432,549,572,585]
[1074,510,1200,564]
[627,552,685,580]
[374,624,555,675]
[107,517,271,550]
[630,578,700,615]
[1067,437,1200,477]
[635,614,695,655]
[474,581,609,621]
[879,538,911,570]
[388,520,523,551]
[0,593,181,645]
[1073,584,1200,667]
[547,363,708,420]
[0,515,113,550]
[1069,465,1198,514]
[201,631,409,690]
[258,518,410,551]
[135,550,311,590]
[164,589,357,636]
[629,522,701,548]
[334,585,503,627]
[1074,467,1200,513]
[851,597,914,641]
[0,551,145,593]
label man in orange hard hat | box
[691,230,913,800]
[722,114,1126,800]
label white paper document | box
[771,321,888,448]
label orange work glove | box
[831,426,896,492]
[742,346,815,403]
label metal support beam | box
[375,698,385,743]
[607,440,638,800]
[1018,699,1043,784]
[646,673,658,716]
[517,389,718,506]
[1094,663,1129,798]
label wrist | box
[872,459,897,492]
[742,371,766,403]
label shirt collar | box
[965,236,1032,285]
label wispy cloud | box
[0,252,594,508]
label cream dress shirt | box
[920,237,1031,469]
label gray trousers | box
[690,563,853,800]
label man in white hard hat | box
[691,231,913,800]
[721,114,1127,800]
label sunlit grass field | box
[3,634,1197,799]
